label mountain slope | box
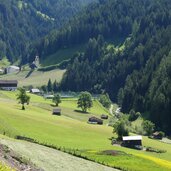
[28,0,143,63]
[0,0,96,62]
[59,0,171,134]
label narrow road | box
[0,137,119,171]
[109,104,114,115]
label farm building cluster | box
[88,114,109,125]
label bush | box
[99,93,111,109]
[146,147,166,153]
[129,110,141,121]
[113,119,129,140]
[142,120,155,136]
[158,131,165,138]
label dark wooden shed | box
[122,136,142,148]
[88,117,103,125]
[0,80,18,91]
[52,108,61,115]
[101,114,108,120]
[152,132,163,140]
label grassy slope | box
[41,44,85,66]
[41,37,124,67]
[0,135,116,171]
[0,91,171,170]
[0,69,65,87]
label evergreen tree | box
[53,80,58,92]
[47,79,53,92]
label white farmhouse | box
[0,69,4,74]
[6,66,20,74]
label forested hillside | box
[28,0,143,63]
[58,0,171,134]
[0,0,95,62]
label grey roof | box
[31,89,40,93]
[0,80,18,84]
[53,108,61,112]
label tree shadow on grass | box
[50,104,58,107]
[74,110,90,114]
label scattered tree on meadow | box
[77,91,93,113]
[99,93,111,109]
[53,94,61,106]
[16,88,30,110]
[142,120,155,136]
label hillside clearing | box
[0,69,65,87]
[42,44,85,66]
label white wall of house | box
[1,87,17,91]
[6,66,20,74]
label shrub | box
[146,147,166,153]
[129,110,141,121]
[142,120,155,136]
[113,119,129,140]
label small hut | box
[101,114,108,120]
[52,108,61,115]
[122,136,142,149]
[30,88,40,95]
[88,117,103,125]
[152,132,163,140]
[0,80,18,91]
[44,94,54,99]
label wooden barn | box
[152,132,163,140]
[101,114,108,120]
[52,108,61,115]
[88,117,103,125]
[5,66,20,74]
[0,80,18,91]
[30,88,40,95]
[122,136,142,149]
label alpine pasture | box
[0,91,171,171]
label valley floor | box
[0,136,117,171]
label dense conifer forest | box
[56,0,171,134]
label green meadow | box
[41,44,85,66]
[0,69,65,87]
[0,91,171,171]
